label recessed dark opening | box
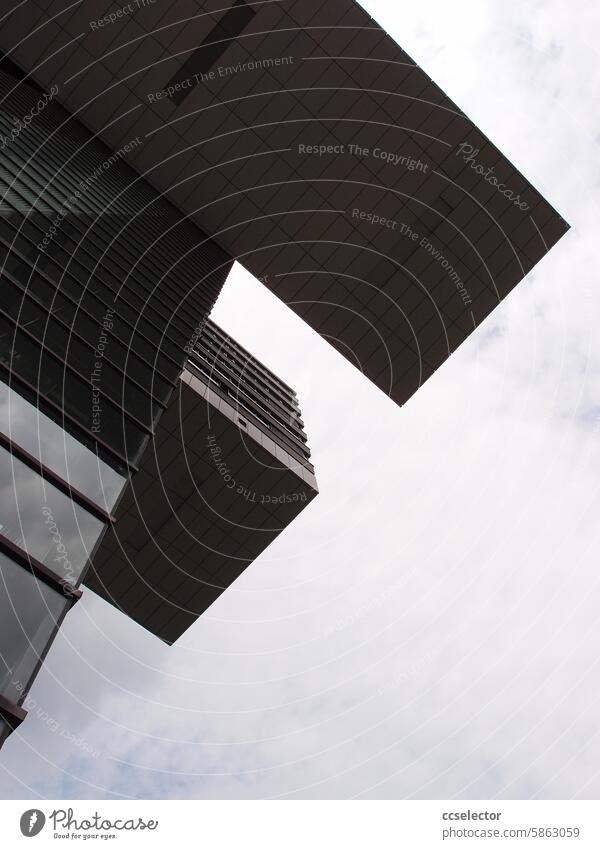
[0,51,44,93]
[167,0,257,107]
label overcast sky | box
[1,0,599,799]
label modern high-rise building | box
[0,0,567,748]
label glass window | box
[0,380,126,511]
[0,551,68,703]
[0,445,105,582]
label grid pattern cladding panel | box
[0,62,232,470]
[0,0,569,407]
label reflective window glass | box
[0,445,105,582]
[0,551,68,703]
[0,380,126,510]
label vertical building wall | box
[0,60,233,745]
[0,58,232,470]
[0,2,568,411]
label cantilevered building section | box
[85,320,317,644]
[0,0,569,406]
[0,58,231,469]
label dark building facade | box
[85,319,317,644]
[0,60,234,745]
[0,52,316,747]
[0,0,567,749]
[0,0,569,407]
[0,58,231,469]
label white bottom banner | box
[0,800,598,847]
